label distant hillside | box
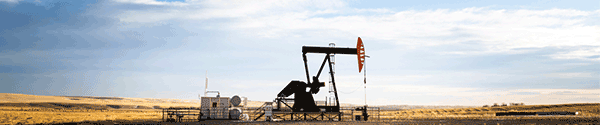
[3,93,594,112]
[372,105,477,110]
[244,101,476,110]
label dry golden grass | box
[0,93,201,108]
[0,93,271,124]
[2,93,600,124]
[0,104,165,125]
[1,108,162,124]
[378,103,600,122]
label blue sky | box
[1,0,599,106]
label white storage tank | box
[229,108,242,119]
[230,95,242,107]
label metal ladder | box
[252,103,269,121]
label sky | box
[0,0,599,106]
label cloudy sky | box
[1,0,599,106]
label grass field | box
[1,93,599,125]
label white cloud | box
[365,84,600,105]
[102,0,600,105]
[233,8,598,49]
[336,82,600,105]
[112,0,188,6]
[512,89,600,95]
[117,0,346,22]
[353,8,393,13]
[0,0,21,3]
[368,84,513,97]
[513,9,590,17]
[335,74,432,88]
[550,43,600,61]
[370,83,600,98]
[114,1,600,60]
[371,84,478,94]
[543,72,596,78]
[228,80,285,88]
[228,7,598,60]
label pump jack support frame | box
[302,46,358,109]
[274,46,357,121]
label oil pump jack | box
[269,37,366,121]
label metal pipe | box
[302,53,311,83]
[205,91,220,97]
[315,54,330,79]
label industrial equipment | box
[162,73,248,122]
[254,37,367,121]
[354,106,369,121]
[197,73,247,120]
[196,95,246,120]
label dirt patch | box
[134,105,152,109]
[105,105,138,109]
[106,105,121,109]
[64,96,124,100]
[50,103,73,108]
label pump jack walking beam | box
[303,47,358,54]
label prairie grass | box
[2,93,600,124]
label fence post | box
[378,107,380,122]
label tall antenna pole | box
[364,57,367,106]
[204,71,208,96]
[364,55,369,106]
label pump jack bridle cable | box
[339,84,363,94]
